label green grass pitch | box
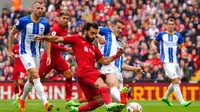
[0,100,200,112]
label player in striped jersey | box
[150,17,192,107]
[8,1,53,111]
[98,19,144,105]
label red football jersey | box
[12,44,23,65]
[42,23,68,59]
[63,35,103,76]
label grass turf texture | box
[0,100,199,112]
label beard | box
[85,33,94,43]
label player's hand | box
[7,51,14,60]
[97,34,105,45]
[116,48,124,56]
[152,44,157,53]
[33,35,42,41]
[134,67,144,78]
[46,57,51,66]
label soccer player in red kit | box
[33,22,125,112]
[12,43,26,95]
[39,12,78,106]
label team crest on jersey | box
[28,63,31,66]
[51,31,56,36]
[84,46,88,52]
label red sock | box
[99,86,112,105]
[14,86,19,94]
[65,78,72,102]
[78,100,99,111]
[120,92,128,104]
[19,84,24,96]
[19,84,24,92]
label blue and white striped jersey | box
[155,31,183,63]
[14,15,50,57]
[98,27,123,72]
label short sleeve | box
[14,18,23,31]
[155,32,162,42]
[94,46,103,60]
[50,26,59,36]
[177,33,183,45]
[99,27,111,35]
[44,22,50,35]
[63,35,78,44]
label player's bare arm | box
[33,35,64,43]
[150,39,157,53]
[98,48,124,64]
[179,43,187,58]
[97,34,105,45]
[45,39,51,66]
[8,28,19,60]
[122,64,144,78]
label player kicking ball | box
[98,19,144,107]
[33,22,125,112]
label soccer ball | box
[126,102,142,112]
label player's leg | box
[70,95,104,112]
[172,77,191,107]
[12,70,19,94]
[18,54,53,111]
[161,63,176,106]
[105,73,121,103]
[39,58,54,80]
[55,57,79,106]
[55,58,73,101]
[32,56,53,110]
[93,75,125,111]
[163,63,191,107]
[18,71,26,96]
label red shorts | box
[39,56,70,78]
[12,65,26,80]
[77,67,106,101]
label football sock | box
[14,86,19,94]
[173,84,185,104]
[163,83,173,99]
[20,81,33,101]
[65,78,72,102]
[33,78,48,105]
[78,100,99,111]
[110,86,121,102]
[99,86,112,105]
[19,83,24,93]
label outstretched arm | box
[122,63,144,78]
[98,48,124,65]
[33,35,64,43]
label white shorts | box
[163,63,180,79]
[20,54,40,70]
[100,65,123,90]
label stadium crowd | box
[0,0,199,83]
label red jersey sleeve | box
[12,44,19,54]
[51,43,67,52]
[94,45,103,60]
[63,35,78,44]
[50,26,59,36]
